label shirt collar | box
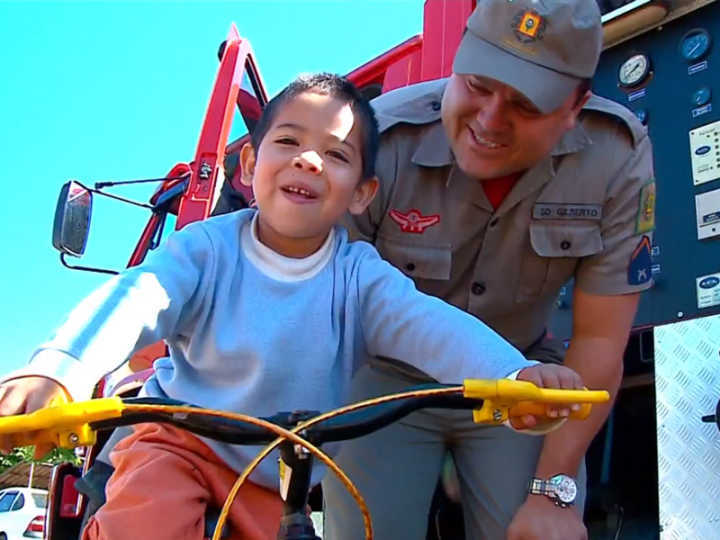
[411,121,454,167]
[551,120,592,156]
[242,212,336,282]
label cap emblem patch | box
[513,10,546,42]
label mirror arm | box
[72,180,154,210]
[94,176,186,189]
[89,188,154,210]
[60,253,119,276]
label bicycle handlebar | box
[0,379,609,450]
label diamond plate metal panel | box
[655,314,720,539]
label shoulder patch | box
[628,235,652,286]
[583,94,647,147]
[372,79,447,134]
[636,181,656,234]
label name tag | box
[532,203,602,220]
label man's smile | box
[467,125,508,150]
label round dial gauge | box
[618,53,650,88]
[680,29,712,62]
[692,86,712,107]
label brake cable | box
[214,385,466,540]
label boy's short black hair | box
[250,73,379,180]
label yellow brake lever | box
[463,379,610,425]
[0,397,125,449]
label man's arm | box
[507,287,640,540]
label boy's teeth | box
[286,186,312,197]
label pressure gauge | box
[680,28,712,62]
[692,86,712,107]
[618,53,651,88]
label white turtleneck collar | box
[241,212,336,282]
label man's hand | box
[507,494,587,540]
[513,364,583,428]
[0,376,68,457]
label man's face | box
[441,74,588,180]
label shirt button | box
[561,240,571,250]
[489,218,499,228]
[471,282,486,295]
[431,100,441,111]
[405,262,416,272]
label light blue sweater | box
[20,209,531,488]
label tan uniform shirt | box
[346,78,655,354]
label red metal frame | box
[175,24,268,230]
[420,0,475,81]
[345,0,474,92]
[127,163,190,267]
[346,35,424,90]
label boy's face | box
[241,91,378,257]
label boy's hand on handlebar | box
[0,377,69,456]
[514,364,583,429]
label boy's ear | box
[239,142,256,187]
[348,176,379,215]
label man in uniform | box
[322,0,655,539]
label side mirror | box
[52,181,92,257]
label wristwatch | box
[528,474,577,507]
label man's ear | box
[565,89,591,130]
[348,176,379,215]
[574,89,591,112]
[239,142,256,187]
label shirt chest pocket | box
[516,223,603,303]
[375,236,452,281]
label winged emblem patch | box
[388,208,441,234]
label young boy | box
[0,74,582,539]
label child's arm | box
[356,248,532,382]
[1,222,217,409]
[356,250,584,426]
[355,248,583,384]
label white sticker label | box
[696,272,720,309]
[695,188,720,240]
[689,120,720,186]
[278,458,293,501]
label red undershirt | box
[482,172,522,210]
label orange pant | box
[82,422,284,540]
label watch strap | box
[528,476,572,508]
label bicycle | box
[0,379,609,540]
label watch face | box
[550,475,577,504]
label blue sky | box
[0,1,424,373]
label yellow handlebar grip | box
[508,401,592,421]
[463,379,610,425]
[463,379,610,403]
[0,397,126,449]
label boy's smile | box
[281,183,317,202]
[241,91,377,258]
